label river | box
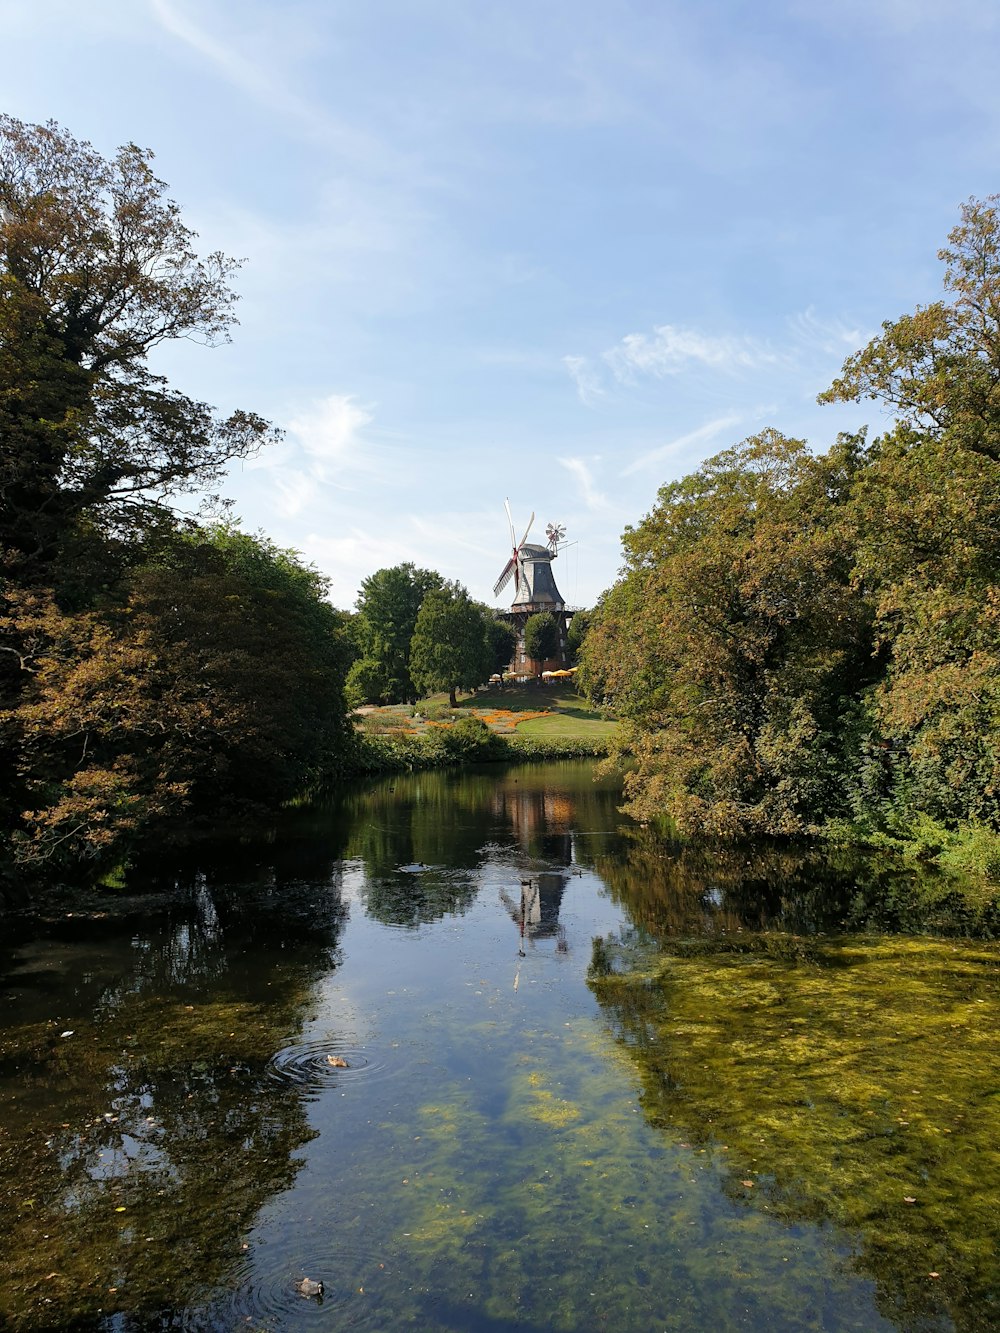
[1,760,998,1331]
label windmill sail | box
[493,558,517,596]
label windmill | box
[493,500,571,676]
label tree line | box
[582,197,1000,869]
[0,116,359,887]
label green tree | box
[483,613,517,682]
[353,563,442,703]
[0,117,281,872]
[523,611,560,668]
[0,115,274,574]
[584,430,872,836]
[566,609,592,665]
[410,581,491,708]
[821,197,1000,831]
[4,526,354,872]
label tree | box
[566,609,592,665]
[0,116,275,573]
[409,582,491,708]
[4,526,354,871]
[584,430,872,836]
[352,563,442,703]
[483,613,517,682]
[523,612,560,668]
[820,196,1000,459]
[821,196,1000,830]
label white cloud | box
[287,394,373,466]
[238,393,375,516]
[148,0,383,162]
[604,324,780,382]
[562,354,605,406]
[623,412,750,476]
[558,456,609,510]
[786,307,865,357]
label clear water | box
[1,761,998,1331]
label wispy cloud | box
[242,393,374,516]
[148,0,395,165]
[558,456,609,509]
[605,324,780,382]
[786,306,865,357]
[562,354,605,406]
[623,412,751,476]
[565,308,865,410]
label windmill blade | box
[504,497,516,550]
[493,559,516,597]
[517,511,535,550]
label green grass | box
[515,711,618,740]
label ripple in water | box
[181,1242,391,1331]
[265,1039,388,1091]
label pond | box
[1,760,999,1331]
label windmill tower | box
[493,500,571,677]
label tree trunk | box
[449,686,457,708]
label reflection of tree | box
[589,928,1000,1333]
[0,871,346,1329]
[345,761,625,928]
[596,828,1000,943]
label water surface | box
[1,761,998,1331]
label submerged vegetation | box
[588,926,1000,1332]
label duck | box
[326,1055,348,1068]
[297,1277,324,1299]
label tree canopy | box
[0,118,352,889]
[348,563,442,704]
[0,115,275,573]
[409,581,492,708]
[585,194,1000,851]
[523,611,560,667]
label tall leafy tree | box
[821,196,1000,829]
[566,609,592,665]
[351,563,442,703]
[5,527,354,870]
[0,115,275,573]
[523,612,560,667]
[483,613,517,681]
[584,430,871,836]
[410,581,491,708]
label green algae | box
[589,929,1000,1331]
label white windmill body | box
[493,502,571,677]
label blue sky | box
[3,0,998,608]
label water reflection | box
[0,868,347,1329]
[2,762,1000,1330]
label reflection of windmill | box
[493,499,571,676]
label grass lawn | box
[355,682,617,741]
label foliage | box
[523,611,560,665]
[3,528,353,871]
[588,197,1000,848]
[409,580,492,708]
[584,429,872,836]
[565,608,592,664]
[351,563,442,704]
[483,612,518,678]
[0,118,355,886]
[0,115,275,575]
